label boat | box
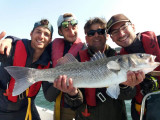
[37,106,54,120]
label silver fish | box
[4,52,160,98]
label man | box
[42,13,85,120]
[0,19,53,120]
[107,13,160,120]
[54,17,145,120]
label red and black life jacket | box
[79,49,96,106]
[51,38,84,67]
[7,40,50,102]
[120,31,160,104]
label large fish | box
[4,52,160,99]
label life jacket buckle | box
[97,92,106,102]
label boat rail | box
[140,90,160,120]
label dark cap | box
[33,19,54,37]
[107,14,130,34]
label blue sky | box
[0,0,160,48]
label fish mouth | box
[131,62,160,74]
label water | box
[35,88,132,120]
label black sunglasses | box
[87,29,106,37]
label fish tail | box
[4,66,38,96]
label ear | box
[30,31,33,37]
[110,35,115,42]
[85,36,89,44]
[131,24,136,32]
[58,28,63,36]
[106,34,109,40]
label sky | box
[0,0,160,48]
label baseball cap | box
[107,14,131,34]
[33,19,54,37]
[57,13,76,28]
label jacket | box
[120,31,160,120]
[0,39,51,120]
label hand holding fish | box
[54,75,78,96]
[122,71,145,87]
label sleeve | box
[42,81,61,102]
[63,89,83,108]
[118,86,136,100]
[5,36,21,44]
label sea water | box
[35,88,132,120]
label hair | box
[40,19,49,25]
[63,13,74,18]
[84,17,107,34]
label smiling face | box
[86,23,107,53]
[110,21,136,47]
[58,18,78,43]
[30,26,52,50]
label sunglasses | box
[61,19,78,28]
[87,29,106,37]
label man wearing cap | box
[42,13,85,120]
[107,13,160,120]
[0,19,53,120]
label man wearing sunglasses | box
[43,13,85,120]
[107,13,160,120]
[55,17,144,120]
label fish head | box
[117,53,160,74]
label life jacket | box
[120,31,160,113]
[52,38,84,120]
[7,40,50,102]
[51,38,84,67]
[79,49,96,106]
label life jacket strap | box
[55,92,62,120]
[25,88,32,120]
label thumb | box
[0,31,6,40]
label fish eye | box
[138,54,144,58]
[117,58,122,62]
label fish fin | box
[106,84,120,99]
[56,53,78,66]
[4,66,37,96]
[107,61,121,72]
[90,51,106,61]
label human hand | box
[0,31,12,56]
[53,75,78,96]
[122,70,145,87]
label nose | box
[68,24,75,34]
[118,29,125,37]
[94,32,99,37]
[39,33,44,39]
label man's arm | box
[118,71,145,100]
[49,75,83,107]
